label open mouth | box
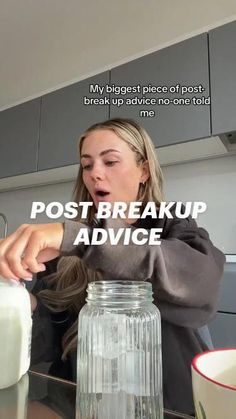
[95,190,110,197]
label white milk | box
[0,279,32,389]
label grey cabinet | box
[209,313,236,349]
[39,72,109,171]
[0,99,40,178]
[217,263,236,313]
[208,262,236,348]
[209,21,236,136]
[110,34,210,147]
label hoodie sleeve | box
[60,212,225,328]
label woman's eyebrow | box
[81,149,121,159]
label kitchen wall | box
[0,153,235,253]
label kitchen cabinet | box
[38,71,109,171]
[217,263,236,313]
[208,261,236,348]
[209,20,236,136]
[110,34,210,147]
[0,99,40,178]
[209,313,236,349]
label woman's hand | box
[0,223,64,280]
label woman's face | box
[81,129,149,208]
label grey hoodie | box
[31,206,225,415]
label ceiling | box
[1,0,236,110]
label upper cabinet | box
[0,99,40,178]
[38,72,109,171]
[2,22,236,182]
[110,34,210,147]
[209,21,236,136]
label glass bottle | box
[0,279,32,389]
[76,281,163,419]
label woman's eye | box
[83,164,92,170]
[105,161,118,166]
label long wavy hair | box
[39,118,164,359]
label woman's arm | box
[61,214,225,329]
[0,213,225,329]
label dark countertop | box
[0,370,195,418]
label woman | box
[0,118,225,414]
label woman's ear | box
[141,160,150,183]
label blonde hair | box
[39,118,164,359]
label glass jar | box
[0,279,32,389]
[76,281,163,419]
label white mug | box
[191,348,236,419]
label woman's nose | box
[90,164,105,181]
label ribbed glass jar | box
[76,281,163,419]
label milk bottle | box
[0,373,29,418]
[0,279,32,389]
